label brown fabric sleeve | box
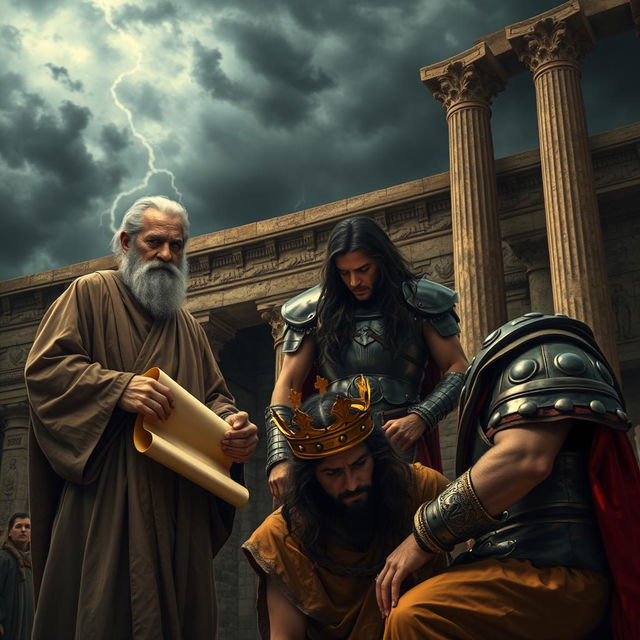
[25,276,134,484]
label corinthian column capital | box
[421,42,506,114]
[260,306,285,346]
[506,3,594,75]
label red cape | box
[589,427,640,640]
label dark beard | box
[120,246,187,319]
[324,487,377,551]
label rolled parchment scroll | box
[133,367,250,508]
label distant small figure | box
[0,512,33,640]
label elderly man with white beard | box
[25,196,258,640]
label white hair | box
[111,195,190,255]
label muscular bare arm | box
[270,336,316,405]
[266,577,307,640]
[470,421,571,515]
[268,337,316,499]
[377,421,571,616]
[422,322,468,376]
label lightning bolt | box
[93,1,183,231]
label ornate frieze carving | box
[497,170,544,213]
[420,255,455,286]
[0,344,32,389]
[592,146,640,188]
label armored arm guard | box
[408,371,465,432]
[402,278,460,337]
[280,285,321,354]
[265,405,293,476]
[413,469,503,553]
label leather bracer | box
[408,371,465,432]
[265,405,292,477]
[413,469,503,553]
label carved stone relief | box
[497,171,544,212]
[592,147,640,188]
[420,255,455,286]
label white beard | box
[120,246,188,319]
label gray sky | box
[1,0,638,281]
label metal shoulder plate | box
[402,278,460,336]
[280,285,321,353]
[281,285,321,328]
[455,313,630,475]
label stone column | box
[507,3,620,373]
[507,234,554,315]
[193,310,237,359]
[260,306,286,378]
[0,401,30,534]
[422,43,508,357]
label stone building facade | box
[1,0,639,637]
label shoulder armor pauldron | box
[402,279,458,316]
[281,285,322,329]
[403,279,460,336]
[455,313,630,475]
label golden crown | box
[270,376,373,459]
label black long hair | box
[281,393,416,563]
[316,216,418,366]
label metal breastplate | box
[318,308,428,409]
[457,425,607,573]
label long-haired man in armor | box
[377,314,640,640]
[243,383,449,639]
[265,216,468,501]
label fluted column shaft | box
[509,10,619,372]
[422,45,508,357]
[447,101,508,355]
[0,402,30,533]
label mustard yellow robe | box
[243,464,449,640]
[383,556,609,640]
[25,270,239,640]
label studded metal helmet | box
[455,313,629,475]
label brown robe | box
[242,464,449,640]
[25,269,239,640]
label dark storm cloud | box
[193,15,337,128]
[221,19,334,94]
[2,0,639,282]
[191,41,246,102]
[8,0,59,17]
[0,24,22,51]
[0,77,129,279]
[581,30,640,136]
[114,2,179,28]
[212,17,335,127]
[45,63,84,92]
[118,81,166,122]
[100,123,130,154]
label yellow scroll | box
[133,367,249,508]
